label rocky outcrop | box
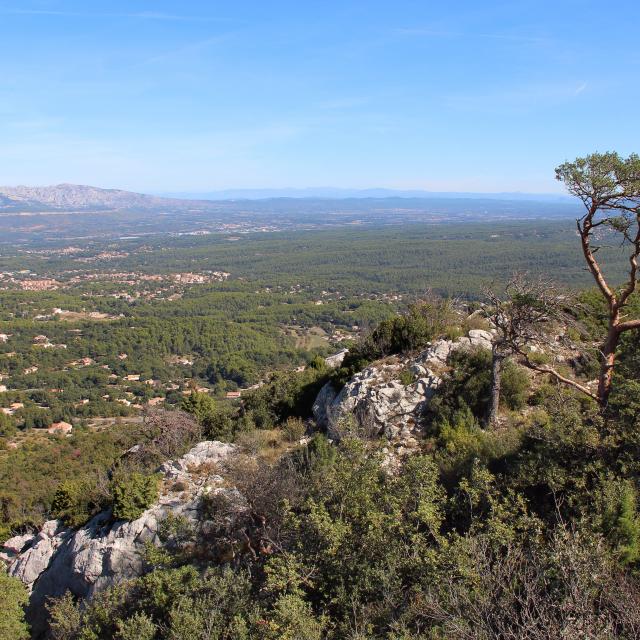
[0,532,37,562]
[312,382,338,428]
[324,348,349,369]
[7,522,71,588]
[2,441,236,636]
[313,330,494,448]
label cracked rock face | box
[313,331,494,447]
[2,440,236,637]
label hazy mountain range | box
[0,183,194,211]
[160,187,573,202]
[0,183,573,212]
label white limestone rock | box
[1,532,36,557]
[8,522,70,587]
[324,348,349,368]
[313,332,494,445]
[312,382,338,428]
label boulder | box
[8,522,69,587]
[416,339,455,367]
[159,440,234,482]
[1,532,36,557]
[314,358,439,443]
[324,349,349,368]
[410,363,427,377]
[468,329,494,350]
[312,382,338,428]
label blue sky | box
[1,1,639,193]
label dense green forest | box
[0,221,630,295]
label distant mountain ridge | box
[0,183,191,211]
[161,187,573,202]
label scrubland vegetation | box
[2,283,638,639]
[2,154,640,639]
[35,308,640,639]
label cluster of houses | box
[33,334,67,349]
[47,421,73,435]
[170,271,230,284]
[68,357,95,368]
[1,338,352,441]
[19,279,60,291]
[1,402,24,416]
[0,397,73,435]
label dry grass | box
[235,428,296,464]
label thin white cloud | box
[445,81,590,113]
[394,26,549,45]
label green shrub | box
[242,367,330,429]
[435,409,524,473]
[500,362,529,410]
[263,594,326,640]
[0,566,30,640]
[0,412,16,440]
[338,298,461,380]
[47,591,82,640]
[292,433,338,474]
[399,368,415,386]
[111,473,160,521]
[179,392,217,425]
[180,392,236,441]
[51,479,105,528]
[601,479,640,565]
[525,349,551,366]
[444,325,465,341]
[115,612,156,640]
[48,566,260,640]
[428,348,529,427]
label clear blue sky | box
[1,1,639,193]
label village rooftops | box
[47,421,73,435]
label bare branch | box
[618,318,640,333]
[484,273,581,423]
[519,350,599,402]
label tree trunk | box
[598,324,621,407]
[487,350,504,427]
